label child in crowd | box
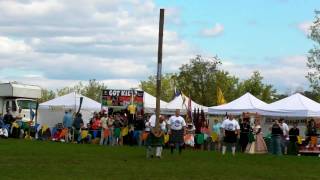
[184,123,196,148]
[78,123,92,144]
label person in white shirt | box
[146,114,166,158]
[279,118,289,155]
[167,109,186,154]
[100,113,109,146]
[221,114,240,156]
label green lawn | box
[0,139,319,180]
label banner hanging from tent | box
[101,89,144,109]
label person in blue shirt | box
[63,109,73,142]
[212,119,222,151]
[63,110,73,129]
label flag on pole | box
[181,93,186,109]
[217,87,227,105]
[173,87,181,98]
[187,95,192,123]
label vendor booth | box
[265,93,320,117]
[143,91,168,113]
[164,94,208,114]
[265,93,320,155]
[38,92,101,128]
[208,92,286,116]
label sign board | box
[101,89,144,110]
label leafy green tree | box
[140,55,279,106]
[39,89,56,103]
[306,12,320,100]
[56,79,107,102]
[140,73,176,102]
[83,79,107,102]
[56,87,75,97]
[175,55,222,106]
[214,70,239,103]
[236,71,277,103]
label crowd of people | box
[0,107,319,158]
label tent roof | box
[143,92,168,113]
[266,93,320,117]
[40,92,101,110]
[208,92,269,115]
[165,94,208,112]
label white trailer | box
[0,82,41,120]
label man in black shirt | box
[134,114,145,146]
[271,120,283,155]
[3,110,14,125]
[239,117,251,152]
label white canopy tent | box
[265,93,320,117]
[208,92,281,115]
[143,92,168,113]
[38,92,101,128]
[164,94,208,114]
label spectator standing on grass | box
[134,114,145,146]
[212,119,222,151]
[245,118,267,154]
[77,123,91,144]
[288,122,299,155]
[62,109,73,143]
[107,115,114,145]
[167,109,186,155]
[143,115,152,146]
[306,119,318,148]
[113,114,123,145]
[270,120,282,155]
[63,110,73,129]
[100,113,109,145]
[73,113,84,141]
[200,121,211,151]
[239,117,251,153]
[279,118,289,155]
[184,123,196,148]
[221,115,240,156]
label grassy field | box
[0,139,319,180]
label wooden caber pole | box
[155,9,165,126]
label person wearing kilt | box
[221,115,240,156]
[146,115,166,158]
[168,109,186,155]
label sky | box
[0,0,319,93]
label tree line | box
[141,55,278,106]
[39,79,107,103]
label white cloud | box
[0,0,196,90]
[0,76,140,90]
[0,0,64,17]
[201,23,224,37]
[0,36,32,54]
[221,55,309,92]
[298,21,312,36]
